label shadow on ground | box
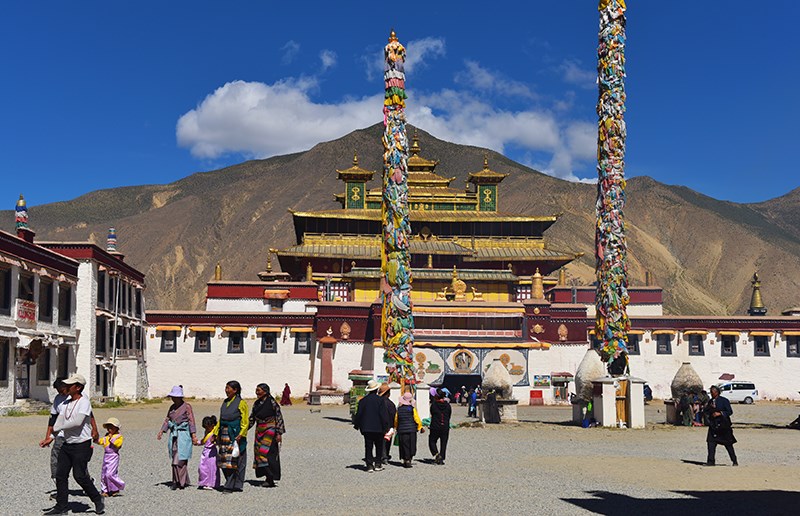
[562,490,800,516]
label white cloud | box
[559,59,596,89]
[320,50,337,70]
[176,79,381,159]
[177,73,596,183]
[455,60,537,99]
[281,40,300,65]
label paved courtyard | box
[2,400,799,515]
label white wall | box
[74,261,98,396]
[147,327,314,399]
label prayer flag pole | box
[381,30,416,388]
[595,0,630,375]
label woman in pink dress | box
[97,417,125,496]
[197,416,219,490]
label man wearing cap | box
[353,379,390,472]
[45,374,105,515]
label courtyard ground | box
[2,400,798,515]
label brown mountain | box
[6,123,800,316]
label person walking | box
[97,417,125,497]
[353,380,389,472]
[280,383,292,406]
[156,385,198,490]
[395,392,424,468]
[379,383,396,465]
[467,388,478,418]
[39,378,69,492]
[705,385,738,466]
[250,383,285,488]
[44,374,105,515]
[429,388,452,465]
[216,380,249,492]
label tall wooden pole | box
[595,0,630,373]
[381,30,416,386]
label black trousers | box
[222,449,247,491]
[362,432,383,468]
[707,441,737,464]
[54,440,101,510]
[429,429,450,460]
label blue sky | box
[2,1,798,208]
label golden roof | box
[336,151,375,181]
[407,130,439,170]
[290,209,559,223]
[468,154,509,184]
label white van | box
[716,381,758,404]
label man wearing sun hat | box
[353,379,390,472]
[45,374,105,515]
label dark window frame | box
[721,335,737,357]
[627,334,640,355]
[38,279,54,322]
[228,332,244,354]
[261,333,277,354]
[18,273,35,301]
[688,334,704,356]
[97,270,106,308]
[294,332,311,354]
[787,336,800,358]
[57,347,69,378]
[160,330,177,353]
[0,338,9,382]
[37,348,51,382]
[194,332,212,353]
[58,284,72,325]
[0,268,11,315]
[656,334,672,354]
[754,336,770,357]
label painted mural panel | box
[445,348,479,375]
[413,348,445,384]
[483,348,529,386]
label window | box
[754,336,770,356]
[108,279,116,310]
[135,289,143,318]
[688,334,704,356]
[38,279,53,322]
[0,338,9,382]
[97,270,106,308]
[261,333,277,353]
[788,336,800,358]
[37,348,51,382]
[721,335,737,357]
[656,334,672,354]
[96,317,107,354]
[0,268,11,315]
[294,333,311,354]
[58,284,72,325]
[627,334,640,355]
[195,332,212,353]
[57,348,69,378]
[228,332,244,354]
[160,330,177,352]
[134,327,143,350]
[18,273,34,301]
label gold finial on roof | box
[532,268,544,300]
[427,254,433,269]
[306,262,313,282]
[389,29,398,42]
[483,152,489,170]
[748,272,766,315]
[452,265,458,278]
[214,262,222,281]
[558,268,567,286]
[266,254,272,273]
[353,151,359,166]
[17,194,26,208]
[410,129,420,156]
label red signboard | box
[16,299,36,328]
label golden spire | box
[266,254,272,273]
[483,152,489,170]
[558,268,567,286]
[427,254,433,269]
[389,29,398,42]
[410,129,420,156]
[452,264,458,279]
[214,262,222,281]
[353,150,359,167]
[17,194,26,208]
[532,268,544,300]
[748,272,767,316]
[306,262,313,282]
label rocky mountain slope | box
[6,123,800,316]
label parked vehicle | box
[716,381,758,404]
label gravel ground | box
[2,400,799,515]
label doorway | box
[438,374,483,395]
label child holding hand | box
[97,417,125,497]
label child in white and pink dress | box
[97,417,125,496]
[197,416,219,490]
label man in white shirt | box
[44,374,104,515]
[39,378,69,487]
